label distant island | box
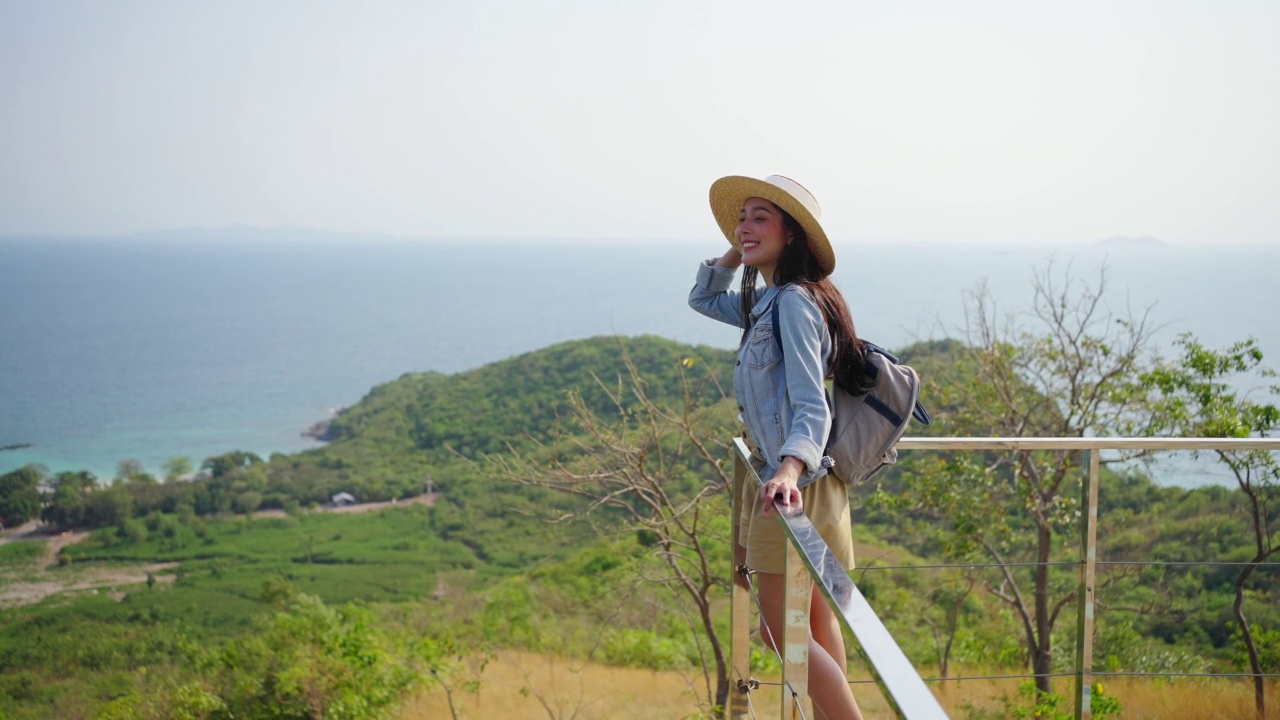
[128,225,400,242]
[1,225,401,243]
[1096,235,1167,248]
[0,443,32,453]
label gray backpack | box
[771,298,931,485]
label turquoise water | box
[1,234,1276,483]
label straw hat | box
[709,174,834,276]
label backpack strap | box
[860,342,932,425]
[771,294,931,427]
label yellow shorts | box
[739,452,856,575]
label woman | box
[689,175,869,719]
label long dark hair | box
[740,209,873,395]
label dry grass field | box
[1088,676,1280,719]
[402,652,1280,719]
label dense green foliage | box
[0,330,1276,718]
[0,336,741,717]
[274,334,735,499]
[5,335,736,550]
[0,465,42,527]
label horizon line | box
[1,225,1274,249]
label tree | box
[1143,335,1279,719]
[209,594,417,719]
[41,471,98,530]
[888,262,1161,693]
[201,451,263,479]
[0,465,45,528]
[100,593,417,720]
[234,490,263,516]
[489,344,736,712]
[415,636,491,720]
[83,484,135,528]
[116,459,146,480]
[163,457,193,482]
[920,569,978,680]
[97,669,226,720]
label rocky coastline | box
[302,408,346,443]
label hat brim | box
[709,175,835,276]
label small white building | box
[331,492,356,507]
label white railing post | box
[729,452,752,720]
[781,538,813,718]
[1074,448,1100,719]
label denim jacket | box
[688,259,833,488]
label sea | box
[1,231,1276,487]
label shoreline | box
[0,414,338,481]
[301,407,347,443]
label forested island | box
[1,271,1277,719]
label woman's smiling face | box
[736,197,792,284]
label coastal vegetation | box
[0,269,1277,718]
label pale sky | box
[1,1,1277,245]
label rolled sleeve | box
[775,290,831,476]
[688,259,745,327]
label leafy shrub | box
[1232,625,1280,673]
[601,628,692,670]
[118,518,148,544]
[960,681,1121,720]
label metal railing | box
[729,436,1280,720]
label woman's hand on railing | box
[760,456,804,516]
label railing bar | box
[1097,560,1280,567]
[958,672,1280,681]
[1091,671,1280,679]
[845,673,1079,684]
[896,437,1280,450]
[855,561,1280,571]
[835,672,1280,684]
[858,561,1082,571]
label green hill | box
[0,335,743,718]
[262,334,735,501]
[252,335,736,569]
[1,334,1277,718]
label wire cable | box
[855,560,1280,571]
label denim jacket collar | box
[747,284,782,326]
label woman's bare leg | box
[756,573,863,720]
[810,585,848,675]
